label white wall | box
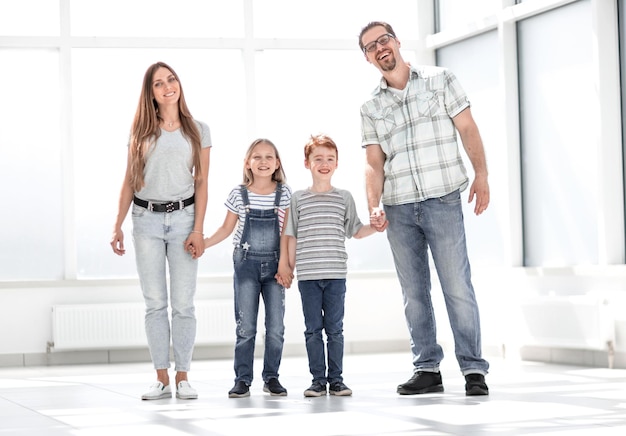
[3,265,626,368]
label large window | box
[618,0,626,238]
[0,49,64,279]
[518,0,597,266]
[436,30,505,267]
[3,0,622,281]
[1,0,425,281]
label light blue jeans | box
[384,190,489,375]
[132,203,198,372]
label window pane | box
[72,49,247,278]
[0,0,59,36]
[437,0,501,33]
[254,0,420,39]
[255,49,396,271]
[518,0,597,266]
[0,49,64,280]
[436,30,504,267]
[70,0,244,37]
[620,0,626,218]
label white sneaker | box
[176,381,198,399]
[141,382,171,400]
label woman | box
[111,61,211,400]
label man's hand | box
[369,207,389,232]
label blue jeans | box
[298,279,346,385]
[132,203,198,372]
[232,248,285,384]
[384,190,489,375]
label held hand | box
[468,175,490,216]
[275,273,288,289]
[369,207,388,232]
[184,232,205,259]
[111,229,125,256]
[275,265,294,289]
[279,272,294,289]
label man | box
[358,21,490,396]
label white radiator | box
[51,300,234,350]
[519,295,615,351]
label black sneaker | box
[263,378,287,396]
[329,381,352,396]
[397,371,444,395]
[228,380,250,398]
[303,381,327,397]
[465,374,489,396]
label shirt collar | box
[374,64,421,94]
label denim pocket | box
[233,247,244,265]
[439,189,461,204]
[182,203,195,217]
[131,203,147,217]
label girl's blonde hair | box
[242,138,286,186]
[128,61,203,192]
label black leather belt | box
[133,195,194,213]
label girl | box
[111,62,211,400]
[200,138,291,398]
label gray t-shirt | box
[284,187,363,281]
[135,120,211,202]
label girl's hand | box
[275,273,292,289]
[275,266,294,289]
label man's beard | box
[379,55,397,72]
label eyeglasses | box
[362,33,395,54]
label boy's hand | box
[369,207,388,232]
[276,266,294,289]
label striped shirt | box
[225,184,292,246]
[284,188,363,281]
[360,65,470,205]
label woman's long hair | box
[128,62,203,192]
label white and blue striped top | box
[225,184,292,246]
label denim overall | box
[232,184,285,384]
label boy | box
[277,134,384,397]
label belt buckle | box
[165,202,176,213]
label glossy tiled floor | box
[0,352,625,435]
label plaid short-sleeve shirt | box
[360,65,470,205]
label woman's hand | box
[111,228,125,255]
[184,232,205,259]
